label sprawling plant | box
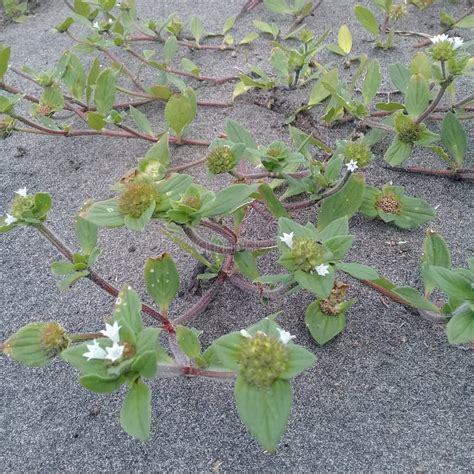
[1,0,473,452]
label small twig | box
[387,166,474,182]
[415,84,448,124]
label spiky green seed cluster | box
[239,332,288,387]
[389,4,408,21]
[207,146,236,174]
[346,141,373,167]
[376,193,401,214]
[266,142,287,159]
[395,114,424,144]
[10,195,35,218]
[291,238,325,272]
[431,41,455,61]
[41,322,69,354]
[118,181,159,218]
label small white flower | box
[315,263,330,276]
[431,34,449,44]
[108,18,113,24]
[240,329,252,338]
[450,36,463,50]
[279,231,294,249]
[5,214,17,225]
[345,160,358,172]
[15,187,28,197]
[83,340,107,360]
[105,342,125,362]
[92,21,100,29]
[277,328,296,345]
[100,321,121,343]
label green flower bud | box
[118,180,159,218]
[346,141,374,167]
[375,192,401,214]
[431,41,455,61]
[394,113,425,144]
[207,146,236,174]
[3,322,69,367]
[10,195,35,218]
[291,238,325,272]
[239,332,289,387]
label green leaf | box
[446,306,474,344]
[176,326,202,359]
[55,16,75,32]
[209,331,242,370]
[317,216,349,241]
[200,184,257,217]
[409,52,431,81]
[429,267,473,301]
[391,287,440,312]
[254,20,279,39]
[318,174,365,230]
[234,251,260,282]
[164,89,197,139]
[120,380,151,441]
[144,253,180,312]
[264,0,292,14]
[337,262,379,280]
[375,102,405,111]
[87,111,106,130]
[384,137,412,166]
[163,36,178,63]
[441,112,466,167]
[281,344,316,379]
[123,201,155,232]
[131,351,158,378]
[113,285,143,334]
[258,183,288,218]
[338,24,352,55]
[234,376,292,452]
[51,261,76,275]
[305,301,346,345]
[294,267,335,299]
[362,59,381,104]
[61,341,108,376]
[422,231,451,295]
[389,63,411,94]
[56,270,89,291]
[354,5,380,37]
[75,216,98,255]
[0,45,11,81]
[308,69,337,106]
[94,68,116,115]
[181,57,201,75]
[82,199,124,228]
[79,374,124,393]
[455,14,474,28]
[239,32,260,45]
[405,74,431,117]
[225,119,257,149]
[130,106,153,136]
[223,15,236,34]
[189,16,205,45]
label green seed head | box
[10,195,35,218]
[431,41,455,61]
[41,322,69,354]
[389,4,408,21]
[291,238,325,272]
[395,114,424,144]
[207,146,236,174]
[346,141,373,167]
[118,180,159,218]
[239,332,289,387]
[376,192,401,214]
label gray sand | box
[1,0,473,471]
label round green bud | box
[394,114,425,144]
[291,238,325,272]
[10,195,35,218]
[207,146,236,174]
[376,192,401,214]
[118,180,159,218]
[389,4,408,21]
[431,41,455,61]
[239,332,289,387]
[346,141,373,167]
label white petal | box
[279,231,294,249]
[277,328,296,344]
[431,34,449,44]
[315,264,330,276]
[240,329,252,338]
[83,340,107,360]
[5,214,18,225]
[15,187,28,197]
[345,160,358,172]
[100,321,121,343]
[105,342,124,362]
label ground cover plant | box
[1,0,473,454]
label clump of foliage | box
[1,0,473,452]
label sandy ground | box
[1,0,473,471]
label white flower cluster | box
[83,321,125,362]
[4,187,28,225]
[240,327,296,344]
[431,34,463,50]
